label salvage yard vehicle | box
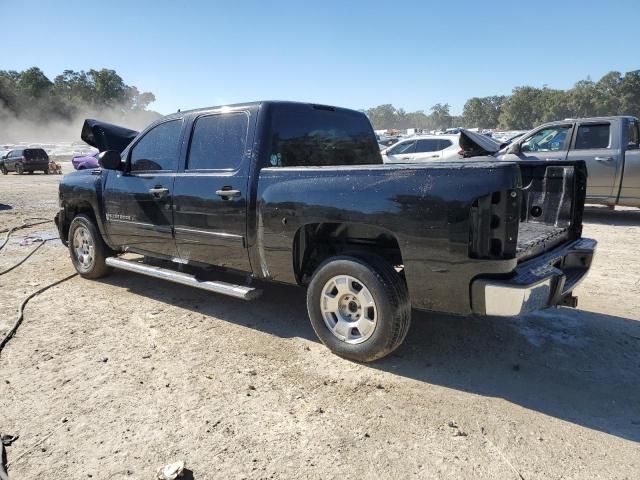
[1,148,50,175]
[382,135,461,162]
[55,101,596,362]
[498,116,640,208]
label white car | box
[382,135,461,163]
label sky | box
[2,0,639,116]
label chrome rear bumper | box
[471,238,596,316]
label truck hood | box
[459,129,502,156]
[81,119,139,153]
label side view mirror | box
[98,150,123,170]
[507,142,521,154]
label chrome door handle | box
[595,156,614,163]
[149,187,169,198]
[215,189,241,198]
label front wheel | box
[1,165,7,175]
[306,255,411,362]
[68,214,113,279]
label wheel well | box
[61,202,97,241]
[293,223,404,285]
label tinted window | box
[388,141,416,155]
[130,120,182,172]
[24,149,48,160]
[415,139,441,153]
[575,124,610,150]
[438,139,453,150]
[268,105,381,167]
[521,126,571,152]
[187,113,248,170]
[628,121,639,147]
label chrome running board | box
[105,257,262,300]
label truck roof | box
[557,115,638,123]
[173,100,361,117]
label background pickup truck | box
[498,116,640,208]
[55,101,596,361]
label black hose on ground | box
[0,272,77,355]
[0,238,58,276]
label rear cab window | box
[268,104,381,167]
[573,123,611,150]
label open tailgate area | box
[469,159,587,263]
[516,161,587,261]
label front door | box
[514,124,573,162]
[566,121,621,201]
[172,110,253,271]
[103,119,184,258]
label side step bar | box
[105,257,262,300]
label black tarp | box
[81,119,139,153]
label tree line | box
[0,67,160,134]
[365,70,640,131]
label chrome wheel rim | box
[73,226,95,270]
[320,275,377,344]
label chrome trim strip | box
[174,227,245,246]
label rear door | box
[414,138,444,161]
[619,118,640,206]
[172,110,254,271]
[566,121,621,201]
[103,119,184,258]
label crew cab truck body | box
[55,101,596,361]
[499,116,640,208]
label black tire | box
[68,214,113,279]
[1,165,7,175]
[16,163,24,175]
[306,255,411,362]
[28,170,34,174]
[44,169,49,175]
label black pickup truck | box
[55,101,596,361]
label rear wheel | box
[28,170,34,174]
[68,214,113,279]
[16,163,24,175]
[44,169,49,175]
[306,255,411,362]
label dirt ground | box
[1,165,639,479]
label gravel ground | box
[1,166,639,479]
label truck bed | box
[516,223,569,260]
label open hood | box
[81,119,139,153]
[459,128,502,157]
